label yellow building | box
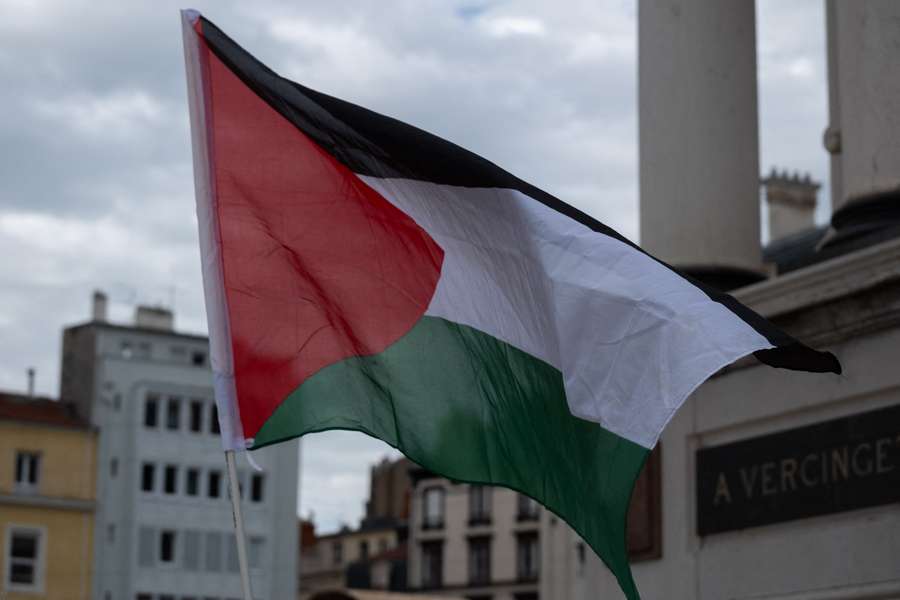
[0,391,96,600]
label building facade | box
[406,472,543,600]
[61,294,299,600]
[300,456,412,599]
[300,523,402,599]
[0,392,97,600]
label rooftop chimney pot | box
[92,290,108,322]
[135,305,174,331]
[763,168,820,241]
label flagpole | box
[225,449,254,600]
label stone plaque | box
[697,404,900,535]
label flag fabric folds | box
[182,11,840,599]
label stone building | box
[542,2,900,599]
[60,293,299,600]
[300,457,412,599]
[405,473,542,600]
[0,392,97,599]
[365,457,413,526]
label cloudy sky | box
[0,0,829,532]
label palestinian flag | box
[182,11,840,599]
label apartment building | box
[0,391,97,600]
[406,470,542,600]
[61,292,299,600]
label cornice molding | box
[736,237,900,318]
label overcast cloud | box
[0,0,828,532]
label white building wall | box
[82,324,298,600]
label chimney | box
[299,519,317,551]
[763,168,819,240]
[92,290,108,322]
[27,367,35,397]
[134,306,174,331]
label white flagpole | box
[225,450,254,600]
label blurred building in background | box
[301,456,412,600]
[543,2,900,599]
[405,471,541,600]
[0,391,96,600]
[60,293,299,600]
[403,452,658,600]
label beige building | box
[0,392,96,600]
[542,2,900,599]
[301,523,401,597]
[406,471,542,600]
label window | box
[420,541,443,589]
[5,527,43,592]
[14,451,40,492]
[160,530,176,564]
[205,532,222,572]
[379,539,388,554]
[166,397,180,430]
[184,531,201,571]
[422,486,445,529]
[189,400,204,432]
[248,536,264,569]
[137,341,152,358]
[164,465,178,495]
[141,463,156,492]
[210,403,220,434]
[136,594,152,600]
[513,594,538,600]
[106,524,116,544]
[332,541,342,566]
[517,493,540,521]
[110,458,118,478]
[236,471,245,499]
[138,527,155,567]
[121,341,133,359]
[186,468,200,496]
[250,474,264,502]
[468,536,491,585]
[469,485,491,524]
[192,351,206,367]
[208,471,222,499]
[516,533,539,581]
[144,394,159,428]
[359,540,369,560]
[576,542,586,577]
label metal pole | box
[225,449,254,600]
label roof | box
[64,319,209,343]
[0,392,90,429]
[763,194,900,275]
[763,225,830,273]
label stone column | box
[825,0,900,243]
[826,0,900,208]
[639,0,764,290]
